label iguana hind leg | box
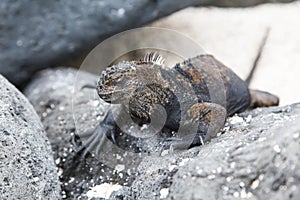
[249,89,279,108]
[170,102,227,150]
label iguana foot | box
[75,112,116,159]
[75,125,113,159]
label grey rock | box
[24,68,133,199]
[24,68,105,157]
[25,67,300,199]
[0,75,60,199]
[199,0,297,7]
[112,105,300,200]
[1,0,297,87]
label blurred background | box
[0,0,299,105]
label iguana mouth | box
[97,61,141,104]
[98,86,133,104]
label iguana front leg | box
[75,105,153,158]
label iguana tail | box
[245,28,270,85]
[249,89,279,108]
[245,28,279,108]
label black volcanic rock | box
[25,67,300,199]
[1,0,297,87]
[0,74,60,199]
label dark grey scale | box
[174,62,211,103]
[155,72,187,130]
[129,83,181,133]
[199,55,251,116]
[176,55,251,116]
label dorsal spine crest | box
[143,52,165,66]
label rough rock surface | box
[23,68,106,158]
[111,104,300,199]
[0,0,297,87]
[25,68,300,199]
[0,75,60,199]
[24,68,133,199]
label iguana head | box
[97,52,165,104]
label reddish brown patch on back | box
[180,65,202,84]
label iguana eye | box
[112,76,131,86]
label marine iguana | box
[75,50,279,156]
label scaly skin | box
[76,53,279,156]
